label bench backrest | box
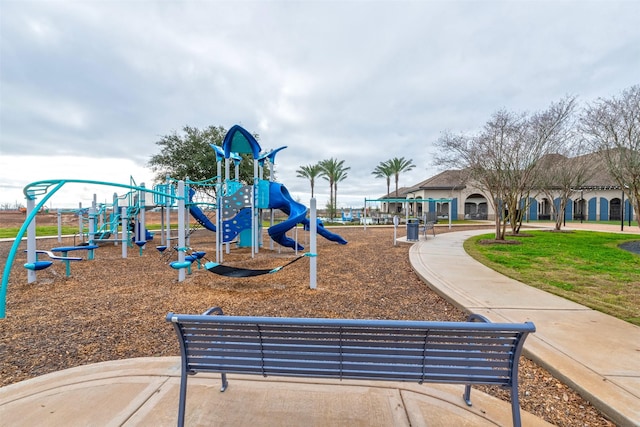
[167,313,535,386]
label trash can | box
[406,218,419,241]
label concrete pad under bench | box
[0,357,550,427]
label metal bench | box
[422,220,436,238]
[167,307,535,427]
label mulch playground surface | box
[0,213,613,426]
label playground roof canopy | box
[223,125,261,158]
[258,146,288,165]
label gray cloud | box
[1,1,639,207]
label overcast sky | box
[1,0,639,211]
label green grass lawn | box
[0,224,179,239]
[464,230,640,326]
[0,226,79,239]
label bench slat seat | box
[167,308,534,427]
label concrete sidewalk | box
[0,357,550,426]
[409,225,640,426]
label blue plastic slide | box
[267,182,347,249]
[267,183,308,250]
[188,185,347,248]
[301,217,348,245]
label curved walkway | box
[409,224,640,426]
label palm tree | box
[371,161,394,211]
[319,158,350,220]
[387,157,416,198]
[333,167,349,217]
[296,163,322,198]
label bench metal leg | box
[463,384,472,406]
[465,384,522,426]
[510,384,522,427]
[177,375,188,427]
[220,373,228,392]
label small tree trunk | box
[513,210,523,234]
[495,209,507,240]
[508,203,519,235]
[554,200,566,231]
[492,198,506,240]
[494,215,502,240]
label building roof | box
[379,187,411,199]
[573,152,619,189]
[378,151,623,202]
[410,169,468,192]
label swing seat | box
[205,262,278,278]
[204,254,308,278]
[24,261,54,271]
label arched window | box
[539,198,552,220]
[610,198,621,221]
[437,202,449,218]
[464,193,488,219]
[573,198,585,220]
[415,197,423,217]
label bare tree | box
[436,110,541,240]
[435,122,512,240]
[536,152,595,231]
[528,97,587,231]
[581,85,640,227]
[435,97,577,240]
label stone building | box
[379,154,636,223]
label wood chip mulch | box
[0,221,614,426]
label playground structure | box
[53,178,157,252]
[183,125,347,280]
[0,125,347,319]
[0,178,191,317]
[186,125,346,263]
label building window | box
[610,198,621,221]
[437,202,449,217]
